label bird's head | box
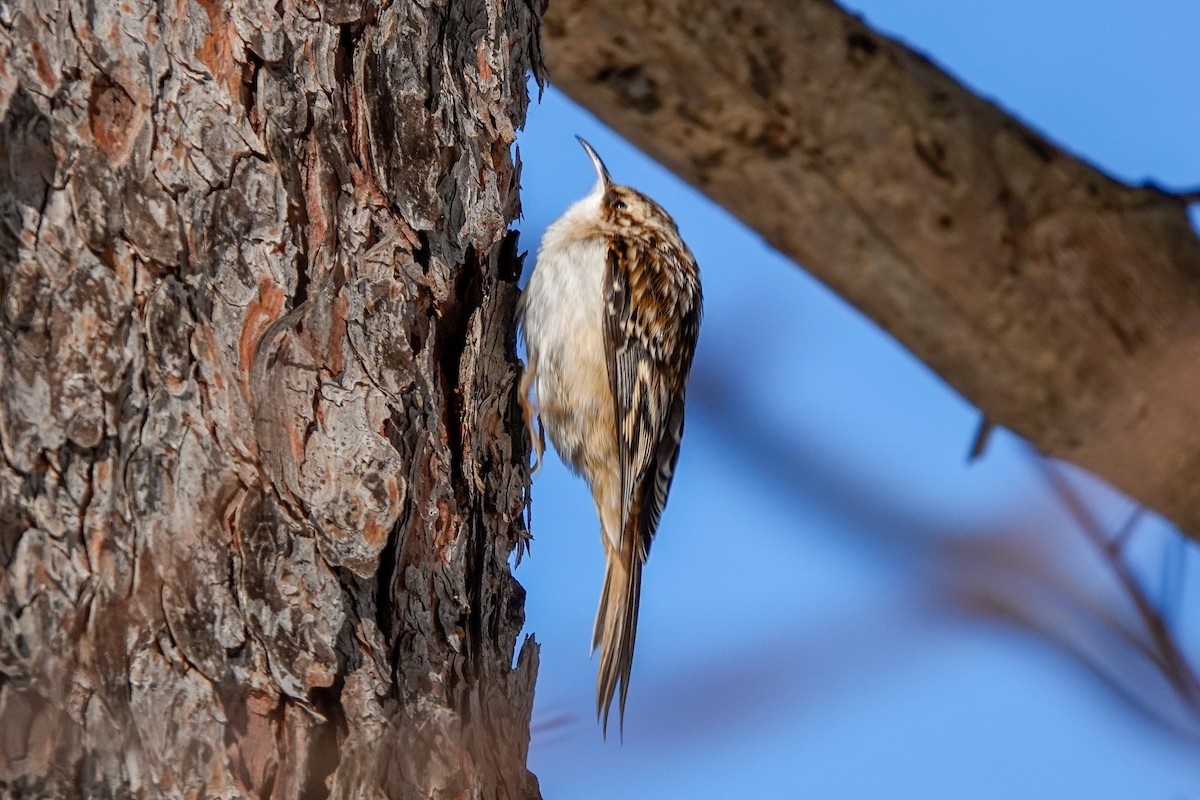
[576,136,679,237]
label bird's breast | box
[521,234,614,476]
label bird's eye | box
[612,199,627,211]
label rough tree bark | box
[544,0,1200,537]
[0,1,543,797]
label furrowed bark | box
[544,0,1200,536]
[0,1,543,797]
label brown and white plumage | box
[518,138,702,735]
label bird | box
[517,137,702,736]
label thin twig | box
[966,415,995,463]
[1034,455,1200,710]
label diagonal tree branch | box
[543,0,1200,538]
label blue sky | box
[512,2,1200,797]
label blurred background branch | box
[521,1,1200,794]
[543,0,1200,538]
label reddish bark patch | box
[238,277,286,381]
[327,290,349,375]
[434,496,456,554]
[88,77,140,163]
[229,692,282,796]
[477,40,492,81]
[362,512,390,551]
[29,41,56,90]
[288,418,305,465]
[193,0,244,102]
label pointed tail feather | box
[593,535,644,738]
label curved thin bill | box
[576,136,611,187]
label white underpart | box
[519,182,612,495]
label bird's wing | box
[596,232,701,734]
[603,235,702,554]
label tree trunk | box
[0,1,543,797]
[543,0,1200,538]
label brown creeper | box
[518,138,702,735]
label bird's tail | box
[592,524,645,738]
